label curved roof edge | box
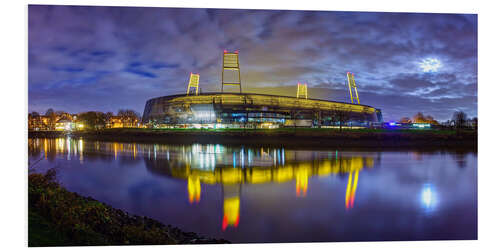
[145,92,379,110]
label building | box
[383,121,435,129]
[142,92,382,128]
[142,50,382,128]
[28,115,48,131]
[106,116,124,128]
[29,113,78,131]
[54,118,74,131]
[28,113,83,131]
[106,116,140,128]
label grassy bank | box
[28,169,229,246]
[29,128,478,149]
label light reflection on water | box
[420,183,438,214]
[28,138,477,242]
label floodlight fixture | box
[186,73,200,95]
[222,50,242,93]
[346,72,360,104]
[296,82,308,99]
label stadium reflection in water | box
[28,138,477,242]
[144,144,377,230]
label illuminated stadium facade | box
[142,50,383,128]
[142,92,382,128]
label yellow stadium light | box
[296,82,308,99]
[186,73,200,95]
[346,72,360,104]
[222,50,242,93]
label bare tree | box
[452,111,468,130]
[412,112,425,123]
[45,108,54,116]
[399,117,412,123]
[472,117,478,131]
[333,109,351,132]
[411,112,438,124]
[78,111,107,130]
[104,111,114,121]
[45,108,58,130]
[117,109,141,127]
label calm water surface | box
[28,138,477,243]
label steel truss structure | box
[186,73,200,95]
[296,82,308,99]
[221,50,242,93]
[346,72,360,104]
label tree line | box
[29,108,142,130]
[399,111,477,130]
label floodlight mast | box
[296,82,308,99]
[186,73,200,95]
[346,72,360,104]
[221,50,242,93]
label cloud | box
[28,5,477,120]
[124,68,157,78]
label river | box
[28,137,477,243]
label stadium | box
[142,51,383,129]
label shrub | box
[28,169,198,246]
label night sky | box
[28,5,477,122]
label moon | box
[419,58,442,73]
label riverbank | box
[28,169,229,246]
[29,128,478,150]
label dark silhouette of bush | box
[29,169,229,246]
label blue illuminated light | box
[241,147,245,168]
[233,152,236,168]
[413,123,431,128]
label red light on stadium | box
[234,215,240,227]
[222,215,228,231]
[234,50,239,54]
[224,50,228,53]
